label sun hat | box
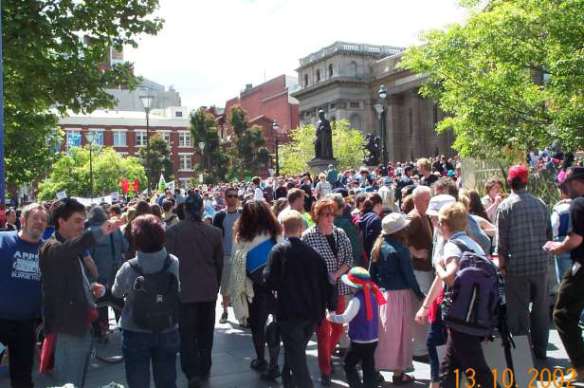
[381,213,410,235]
[426,194,457,217]
[341,267,386,320]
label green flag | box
[158,173,166,192]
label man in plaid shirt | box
[496,165,553,360]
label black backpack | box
[128,256,179,332]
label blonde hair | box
[417,158,431,171]
[279,209,305,235]
[438,202,468,233]
[458,189,471,210]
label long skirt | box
[375,289,416,371]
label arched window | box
[316,69,321,82]
[304,74,308,87]
[328,64,334,77]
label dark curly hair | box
[234,200,282,242]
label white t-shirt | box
[442,232,485,265]
[254,187,265,201]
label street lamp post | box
[86,132,94,199]
[272,121,280,176]
[139,93,154,197]
[198,141,206,183]
[377,84,389,170]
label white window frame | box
[66,129,82,149]
[135,130,147,147]
[158,130,171,144]
[178,131,192,148]
[112,130,127,147]
[178,153,193,171]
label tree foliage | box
[138,134,174,190]
[279,120,365,175]
[3,0,163,189]
[400,0,584,158]
[190,108,229,183]
[229,107,271,178]
[38,147,146,200]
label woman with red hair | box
[302,198,353,386]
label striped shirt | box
[495,190,552,277]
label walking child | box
[327,267,386,388]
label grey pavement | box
[0,301,576,388]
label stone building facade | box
[292,41,455,162]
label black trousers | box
[344,341,377,388]
[440,329,495,388]
[178,301,216,380]
[248,284,280,366]
[0,318,36,388]
[553,265,584,369]
[279,320,315,388]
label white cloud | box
[125,0,468,109]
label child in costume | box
[327,267,386,388]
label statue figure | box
[362,133,381,166]
[314,110,334,160]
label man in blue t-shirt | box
[0,203,48,388]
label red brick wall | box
[223,75,299,149]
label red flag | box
[133,179,140,193]
[120,179,129,194]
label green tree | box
[279,120,364,175]
[138,134,174,191]
[229,107,271,178]
[38,147,146,200]
[3,0,163,192]
[400,0,584,158]
[190,107,229,183]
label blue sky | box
[125,0,468,109]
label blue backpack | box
[441,240,500,337]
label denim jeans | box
[427,311,448,383]
[54,330,93,388]
[122,329,180,388]
[555,253,573,284]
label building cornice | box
[291,77,370,99]
[297,41,404,70]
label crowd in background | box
[1,152,584,388]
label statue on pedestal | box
[362,133,381,166]
[313,109,334,160]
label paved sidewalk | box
[1,302,574,387]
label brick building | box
[58,107,197,188]
[223,75,300,152]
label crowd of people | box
[0,153,583,388]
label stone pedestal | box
[307,158,337,175]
